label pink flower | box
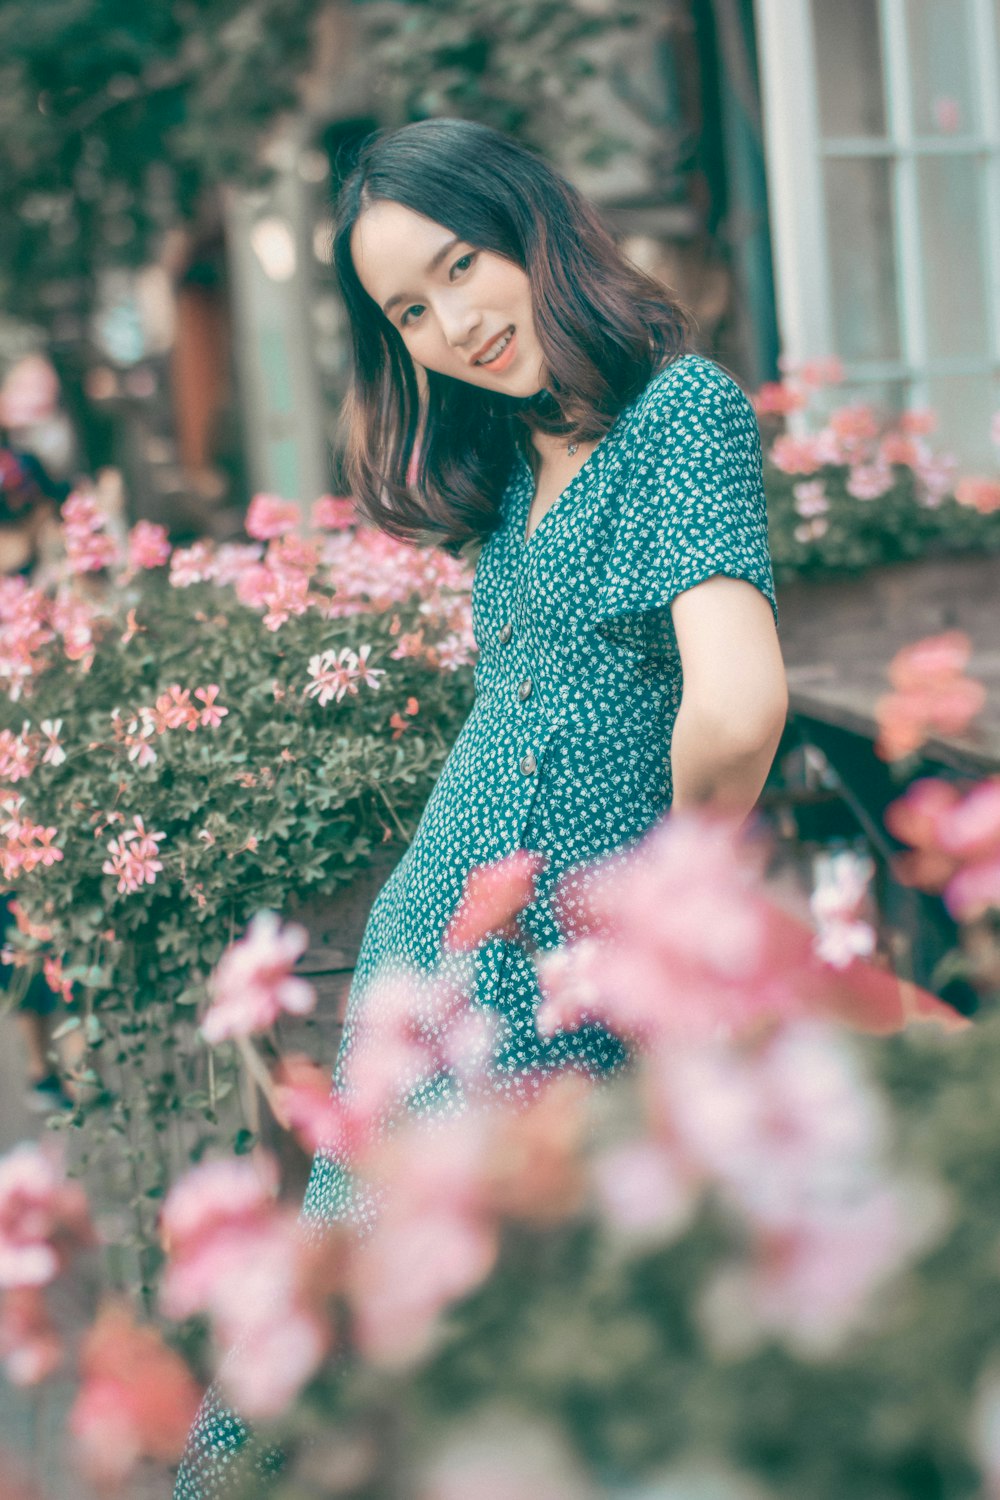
[159,1156,333,1420]
[246,493,300,540]
[591,1139,696,1241]
[0,1143,95,1288]
[830,403,879,449]
[60,489,121,574]
[194,684,228,729]
[751,381,807,417]
[875,630,986,760]
[768,434,825,475]
[154,683,198,730]
[955,476,1000,515]
[791,480,829,517]
[0,1286,63,1385]
[39,718,65,766]
[847,462,895,500]
[311,494,356,530]
[102,815,165,895]
[169,540,216,587]
[444,850,546,951]
[68,1299,202,1487]
[200,911,314,1042]
[787,356,844,387]
[126,520,171,571]
[304,645,385,705]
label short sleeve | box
[593,356,779,661]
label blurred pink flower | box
[444,849,546,952]
[791,480,829,517]
[768,434,825,475]
[69,1299,202,1488]
[169,539,216,587]
[60,489,121,575]
[955,476,1000,515]
[200,911,314,1043]
[0,1142,95,1288]
[830,403,879,449]
[751,381,807,418]
[875,630,986,761]
[591,1138,696,1241]
[126,520,171,571]
[0,1286,63,1385]
[246,493,300,540]
[304,645,385,705]
[312,494,356,530]
[846,463,894,501]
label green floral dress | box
[172,351,780,1498]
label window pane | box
[812,0,886,137]
[824,157,900,362]
[925,374,1000,471]
[908,0,979,136]
[917,156,991,358]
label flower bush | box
[1,786,999,1499]
[754,358,1000,580]
[0,491,476,1285]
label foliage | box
[755,362,1000,584]
[0,498,475,1290]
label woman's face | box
[351,201,548,397]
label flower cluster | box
[304,644,385,706]
[885,774,1000,922]
[101,814,166,896]
[875,629,986,761]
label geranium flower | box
[245,493,300,540]
[126,520,171,571]
[68,1299,202,1487]
[311,494,356,530]
[0,1285,63,1386]
[193,684,228,729]
[200,911,314,1042]
[0,1142,95,1288]
[444,849,546,951]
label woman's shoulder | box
[628,352,753,428]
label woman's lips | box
[474,326,518,373]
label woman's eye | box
[452,252,475,275]
[401,305,424,327]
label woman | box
[174,116,788,1497]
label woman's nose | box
[440,301,482,351]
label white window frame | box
[753,0,1000,428]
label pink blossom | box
[955,476,1000,515]
[39,718,65,766]
[246,493,300,540]
[101,815,165,895]
[200,911,314,1043]
[768,434,825,475]
[304,645,385,705]
[169,540,216,587]
[0,1286,63,1385]
[444,849,546,952]
[913,451,958,507]
[751,381,807,417]
[193,684,228,729]
[847,462,895,501]
[312,494,356,530]
[154,683,198,730]
[50,592,96,667]
[793,519,829,544]
[591,1139,697,1241]
[875,630,986,761]
[160,1155,333,1420]
[0,1142,95,1287]
[879,432,926,468]
[68,1299,202,1487]
[830,403,879,450]
[60,489,121,574]
[787,356,844,387]
[0,727,36,782]
[126,520,171,571]
[792,480,829,517]
[210,541,264,585]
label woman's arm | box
[667,574,788,826]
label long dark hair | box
[332,118,693,553]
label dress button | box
[519,751,537,776]
[517,676,532,702]
[498,622,513,644]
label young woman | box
[173,116,788,1497]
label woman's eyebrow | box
[381,235,464,316]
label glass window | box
[917,155,991,358]
[925,374,1000,471]
[812,0,886,137]
[908,0,979,136]
[824,157,901,362]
